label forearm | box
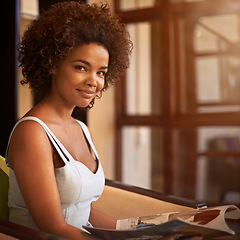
[89,207,117,229]
[40,221,85,240]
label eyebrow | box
[73,59,108,69]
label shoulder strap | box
[76,120,99,160]
[5,116,70,166]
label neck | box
[28,93,76,126]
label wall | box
[18,0,38,118]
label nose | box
[85,73,97,88]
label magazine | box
[84,205,240,240]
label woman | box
[6,1,202,240]
[6,1,131,239]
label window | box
[115,0,240,204]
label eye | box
[74,65,86,72]
[97,71,106,77]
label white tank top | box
[6,116,105,230]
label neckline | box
[17,116,99,175]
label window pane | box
[119,0,161,11]
[178,13,240,113]
[194,15,240,109]
[176,126,240,201]
[171,0,222,3]
[122,126,163,191]
[126,21,162,115]
[196,156,240,203]
[194,14,240,53]
[197,126,240,153]
[196,127,240,203]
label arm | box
[8,121,84,240]
[89,207,117,229]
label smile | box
[76,89,95,99]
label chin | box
[76,103,90,109]
[75,99,94,109]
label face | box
[51,43,109,108]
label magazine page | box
[84,218,230,240]
[116,205,240,234]
[167,205,240,235]
[84,205,240,240]
[84,219,202,240]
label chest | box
[51,124,98,173]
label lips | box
[76,89,95,99]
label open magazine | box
[84,205,240,240]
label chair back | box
[0,156,9,220]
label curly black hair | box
[18,1,132,107]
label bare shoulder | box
[8,119,53,169]
[10,119,48,145]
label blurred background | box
[1,0,240,207]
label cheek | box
[97,79,105,92]
[60,71,77,88]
